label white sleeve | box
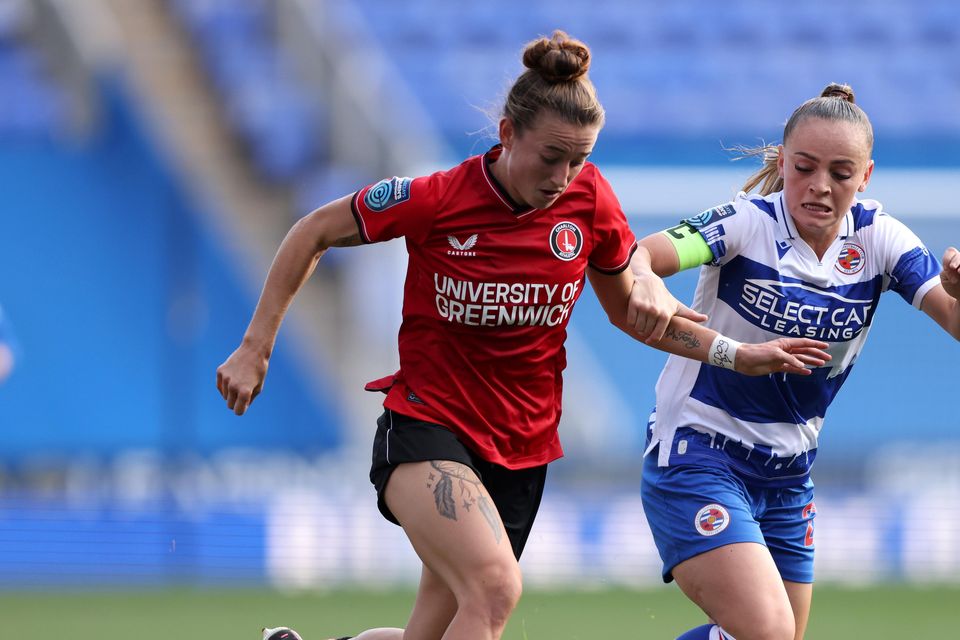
[872,213,941,308]
[681,191,762,266]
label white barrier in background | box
[265,487,960,589]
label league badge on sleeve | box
[685,203,737,229]
[363,176,413,212]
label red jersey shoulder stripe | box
[590,241,639,275]
[349,190,373,243]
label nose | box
[809,172,830,195]
[549,163,570,189]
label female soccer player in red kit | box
[218,31,829,640]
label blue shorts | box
[641,440,817,584]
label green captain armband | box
[660,223,714,271]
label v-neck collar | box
[480,145,537,217]
[775,193,855,262]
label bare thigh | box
[384,460,519,603]
[672,542,795,640]
[783,580,812,640]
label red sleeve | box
[588,167,638,274]
[351,173,440,244]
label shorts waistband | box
[668,426,816,487]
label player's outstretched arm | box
[922,247,960,341]
[216,195,361,415]
[589,269,831,376]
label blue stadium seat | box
[0,8,70,138]
[335,0,960,147]
[173,0,327,182]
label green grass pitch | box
[2,585,958,638]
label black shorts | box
[369,409,548,560]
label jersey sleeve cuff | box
[913,275,942,309]
[589,242,638,275]
[350,191,373,244]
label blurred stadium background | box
[1,0,959,637]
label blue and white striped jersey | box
[648,190,941,482]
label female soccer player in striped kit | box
[218,32,829,640]
[631,83,960,640]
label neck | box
[487,151,525,206]
[797,225,841,261]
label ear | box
[857,159,875,192]
[499,117,515,151]
[776,144,785,178]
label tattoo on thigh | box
[427,461,503,544]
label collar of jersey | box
[481,145,537,216]
[776,192,855,241]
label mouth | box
[540,188,563,199]
[802,202,832,214]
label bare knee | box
[752,616,796,640]
[722,608,795,640]
[459,561,523,629]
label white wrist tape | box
[708,334,741,370]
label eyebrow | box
[544,143,592,155]
[794,151,856,165]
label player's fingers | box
[645,314,672,345]
[626,303,639,327]
[226,386,239,411]
[942,247,959,267]
[793,353,826,367]
[789,346,831,361]
[234,392,251,416]
[781,338,829,351]
[780,356,813,376]
[216,368,224,396]
[675,304,708,323]
[631,306,654,336]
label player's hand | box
[216,344,269,415]
[627,271,708,344]
[735,338,831,376]
[940,247,960,300]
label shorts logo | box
[550,221,583,261]
[363,176,412,212]
[836,242,865,275]
[694,503,730,536]
[685,203,737,229]
[802,501,816,547]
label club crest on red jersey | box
[550,222,583,261]
[694,503,730,536]
[836,242,865,275]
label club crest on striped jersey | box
[550,222,583,261]
[694,503,730,536]
[836,242,865,275]
[363,176,412,212]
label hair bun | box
[522,30,591,83]
[821,83,856,103]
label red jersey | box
[352,146,636,468]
